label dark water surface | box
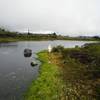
[0,40,94,100]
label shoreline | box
[23,43,100,100]
[23,51,65,100]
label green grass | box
[0,38,19,42]
[24,51,65,100]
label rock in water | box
[24,49,32,57]
[31,61,38,67]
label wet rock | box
[24,49,32,57]
[30,61,38,67]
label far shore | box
[0,37,99,43]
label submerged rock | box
[30,61,38,67]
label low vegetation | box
[51,43,100,100]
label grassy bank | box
[24,43,100,100]
[24,51,66,100]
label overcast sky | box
[0,0,100,36]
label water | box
[0,40,94,100]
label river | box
[0,40,94,100]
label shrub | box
[51,45,64,53]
